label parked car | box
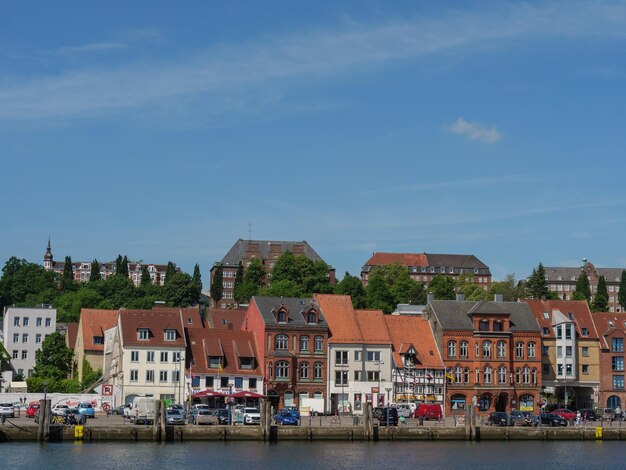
[78,402,95,419]
[131,397,156,425]
[67,407,86,425]
[51,404,69,416]
[215,408,229,425]
[521,411,539,426]
[539,413,567,426]
[274,410,299,425]
[0,402,15,418]
[26,402,40,418]
[168,404,187,420]
[553,408,576,421]
[110,405,126,415]
[284,405,301,420]
[396,404,415,419]
[373,407,399,426]
[194,409,218,425]
[579,409,597,421]
[509,410,530,426]
[414,404,443,421]
[166,409,186,425]
[486,412,509,426]
[187,408,200,424]
[243,407,261,425]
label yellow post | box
[595,427,603,440]
[74,425,84,439]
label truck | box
[300,397,325,416]
[131,397,156,425]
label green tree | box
[234,258,266,304]
[62,256,76,291]
[489,274,524,301]
[260,279,304,297]
[428,275,456,300]
[573,272,591,301]
[163,272,198,307]
[28,332,74,388]
[89,259,101,282]
[164,261,177,285]
[140,264,151,287]
[114,255,124,275]
[53,287,103,322]
[456,274,490,301]
[619,270,626,311]
[592,275,609,311]
[120,256,130,277]
[0,257,57,311]
[192,263,202,292]
[234,262,245,290]
[271,251,299,284]
[366,271,395,313]
[81,357,102,391]
[210,264,224,303]
[525,263,549,299]
[335,272,367,309]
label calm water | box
[2,441,626,469]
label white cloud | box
[447,117,502,143]
[58,42,128,55]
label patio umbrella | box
[230,391,265,399]
[193,390,227,398]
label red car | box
[26,402,40,418]
[552,408,576,420]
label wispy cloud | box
[58,42,128,55]
[56,28,164,56]
[2,2,626,123]
[447,117,502,143]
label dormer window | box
[478,320,490,331]
[276,309,288,324]
[307,311,317,324]
[209,356,222,368]
[165,329,176,341]
[93,336,104,345]
[138,329,149,340]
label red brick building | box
[591,312,626,410]
[361,252,491,289]
[426,298,541,415]
[243,296,329,409]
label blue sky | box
[2,1,626,285]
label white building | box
[1,307,57,380]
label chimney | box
[427,293,435,303]
[494,294,504,302]
[456,294,465,302]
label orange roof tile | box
[354,310,391,344]
[188,327,261,376]
[525,300,599,339]
[591,312,626,349]
[364,252,428,267]
[120,309,186,348]
[207,307,247,330]
[384,315,444,369]
[66,322,79,350]
[79,309,119,352]
[316,294,364,344]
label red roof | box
[79,309,119,352]
[66,322,79,350]
[316,294,363,344]
[188,328,261,376]
[525,299,599,339]
[591,312,626,349]
[151,306,204,329]
[120,309,186,348]
[354,310,391,344]
[363,252,428,267]
[207,307,247,330]
[384,315,444,369]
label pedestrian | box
[616,406,622,421]
[576,410,581,426]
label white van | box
[131,397,156,425]
[396,403,417,418]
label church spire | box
[44,237,53,269]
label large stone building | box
[243,296,329,410]
[43,239,176,287]
[361,252,491,289]
[544,260,625,312]
[426,298,542,415]
[591,312,626,411]
[210,239,335,308]
[526,300,600,410]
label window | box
[22,334,28,343]
[515,342,524,359]
[299,362,309,379]
[336,370,348,385]
[354,370,363,381]
[355,351,362,361]
[235,377,243,388]
[130,370,138,381]
[300,336,309,352]
[138,329,149,340]
[249,378,257,389]
[542,327,550,335]
[543,364,549,374]
[478,320,489,331]
[582,347,589,357]
[542,345,549,356]
[613,338,624,353]
[464,367,470,383]
[493,321,503,332]
[483,367,492,384]
[172,370,180,382]
[147,351,155,362]
[565,324,572,340]
[497,341,506,358]
[307,311,317,324]
[205,376,214,388]
[314,362,323,380]
[160,351,169,363]
[159,370,168,382]
[146,370,154,382]
[275,334,288,350]
[45,318,51,327]
[276,361,289,379]
[447,341,457,358]
[221,377,229,388]
[557,364,563,376]
[21,350,27,359]
[131,351,139,362]
[581,328,589,336]
[527,342,536,358]
[13,317,20,326]
[455,367,462,383]
[36,317,42,327]
[367,351,381,362]
[209,357,221,368]
[557,346,562,358]
[613,375,625,390]
[515,368,521,383]
[556,325,562,339]
[165,329,176,341]
[277,310,287,323]
[23,317,29,326]
[482,341,491,358]
[93,336,104,345]
[475,342,480,358]
[335,350,348,365]
[12,350,18,359]
[566,363,573,376]
[460,341,468,358]
[314,336,324,352]
[523,367,530,384]
[366,371,379,382]
[613,357,624,372]
[173,352,181,362]
[582,365,589,375]
[498,367,507,384]
[566,346,572,357]
[13,333,18,343]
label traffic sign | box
[102,384,113,396]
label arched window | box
[515,368,521,383]
[277,310,287,323]
[482,341,491,358]
[527,342,536,358]
[448,341,457,358]
[307,311,317,324]
[314,362,323,380]
[523,367,530,384]
[463,367,470,383]
[275,334,288,350]
[460,341,468,358]
[284,390,294,406]
[299,391,309,403]
[516,342,524,359]
[475,342,480,358]
[454,366,462,383]
[484,366,492,384]
[268,362,273,379]
[299,362,309,379]
[300,335,309,352]
[498,366,507,384]
[479,393,491,411]
[276,361,289,379]
[314,336,324,352]
[532,368,537,385]
[497,341,506,358]
[608,395,622,409]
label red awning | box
[193,389,227,398]
[230,391,265,399]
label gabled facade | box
[74,309,118,383]
[361,252,491,289]
[316,294,393,414]
[426,299,541,415]
[244,296,329,409]
[591,312,626,410]
[526,300,601,409]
